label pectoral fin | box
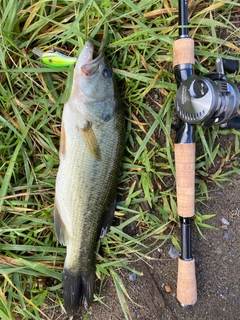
[78,121,101,161]
[54,200,70,246]
[99,199,116,239]
[59,122,66,160]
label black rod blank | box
[179,217,192,260]
[178,0,189,37]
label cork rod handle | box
[175,143,195,218]
[177,258,197,305]
[175,143,197,305]
[173,37,195,67]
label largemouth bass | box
[54,40,125,317]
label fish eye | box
[102,68,112,78]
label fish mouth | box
[78,40,104,77]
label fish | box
[54,40,125,317]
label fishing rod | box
[173,0,196,306]
[173,0,240,306]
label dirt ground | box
[42,150,240,320]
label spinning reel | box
[175,57,240,127]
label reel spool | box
[175,58,240,127]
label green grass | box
[0,0,240,319]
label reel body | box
[175,59,240,127]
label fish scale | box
[56,113,120,259]
[54,40,125,317]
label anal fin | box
[99,198,116,239]
[54,200,70,246]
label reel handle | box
[221,116,240,129]
[222,58,239,74]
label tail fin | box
[62,267,95,317]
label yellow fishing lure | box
[33,47,77,68]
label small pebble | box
[216,189,223,195]
[221,225,228,230]
[168,245,179,259]
[221,217,230,226]
[129,272,137,281]
[166,179,172,187]
[165,284,172,293]
[223,230,229,239]
[133,307,140,313]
